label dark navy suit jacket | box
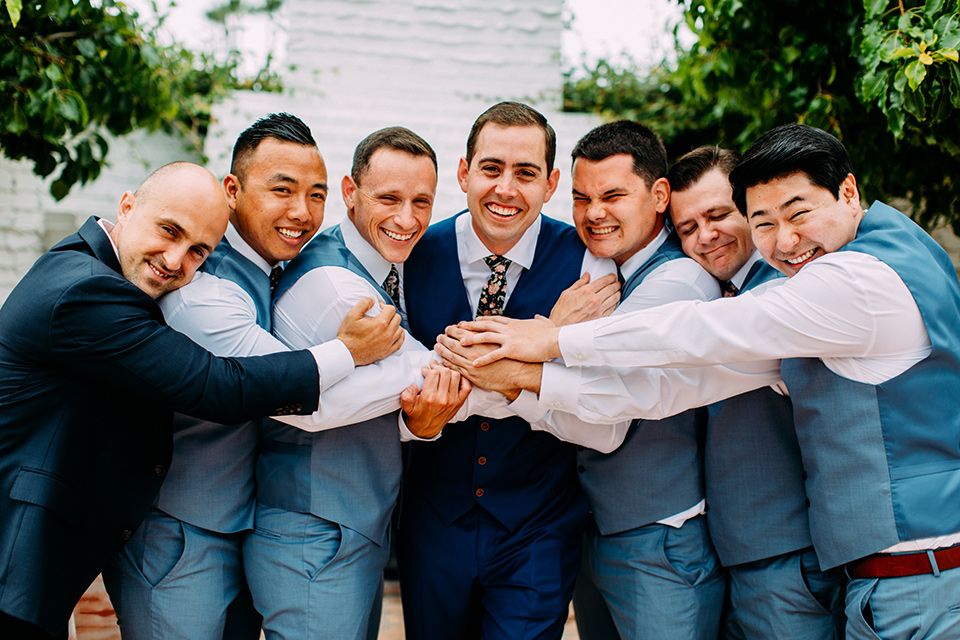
[0,217,319,634]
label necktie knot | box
[477,255,511,317]
[382,264,401,308]
[269,265,283,294]
[720,280,739,297]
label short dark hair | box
[667,146,740,193]
[465,101,557,173]
[571,120,667,188]
[231,113,317,181]
[352,126,437,186]
[729,123,853,215]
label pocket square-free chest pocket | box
[9,467,84,525]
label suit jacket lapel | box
[78,216,123,274]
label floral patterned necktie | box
[382,264,401,308]
[477,255,511,317]
[269,265,283,294]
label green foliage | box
[564,0,960,233]
[0,1,241,200]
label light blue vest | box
[154,236,268,533]
[578,233,708,535]
[780,201,960,569]
[705,260,812,566]
[256,224,401,545]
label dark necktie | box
[477,255,511,317]
[720,280,739,297]
[269,265,283,294]
[616,265,626,288]
[382,264,401,308]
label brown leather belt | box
[847,543,960,579]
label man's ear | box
[839,173,861,212]
[541,168,561,204]
[457,157,470,194]
[116,190,135,225]
[342,174,358,221]
[652,177,671,213]
[223,174,241,211]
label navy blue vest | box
[705,260,812,566]
[402,213,586,532]
[780,202,960,569]
[256,224,402,545]
[154,236,269,533]
[578,233,708,535]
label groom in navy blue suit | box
[0,162,401,639]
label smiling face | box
[572,154,668,265]
[112,164,228,299]
[458,123,560,255]
[344,147,437,264]
[747,172,863,276]
[670,168,754,281]
[224,138,327,265]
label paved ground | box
[72,576,581,639]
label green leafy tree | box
[0,0,238,200]
[565,0,960,233]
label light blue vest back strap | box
[200,236,272,331]
[257,223,404,545]
[620,231,687,299]
[780,201,960,569]
[578,231,705,535]
[276,224,409,331]
[705,259,811,566]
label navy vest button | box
[120,529,134,541]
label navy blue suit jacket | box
[0,217,319,634]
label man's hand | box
[400,361,472,438]
[449,315,561,367]
[549,273,620,327]
[436,329,542,398]
[337,297,404,366]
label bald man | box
[0,162,401,640]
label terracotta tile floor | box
[72,576,580,639]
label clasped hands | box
[435,272,620,398]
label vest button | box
[480,422,490,431]
[577,465,586,473]
[805,498,811,507]
[475,488,484,497]
[120,529,134,541]
[153,465,166,477]
[801,470,808,480]
[478,457,487,465]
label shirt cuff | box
[507,390,547,425]
[537,362,582,414]
[558,322,596,366]
[308,339,355,393]
[397,411,442,443]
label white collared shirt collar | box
[456,211,541,268]
[729,250,764,290]
[618,224,669,281]
[340,215,396,284]
[96,217,120,261]
[224,223,274,276]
